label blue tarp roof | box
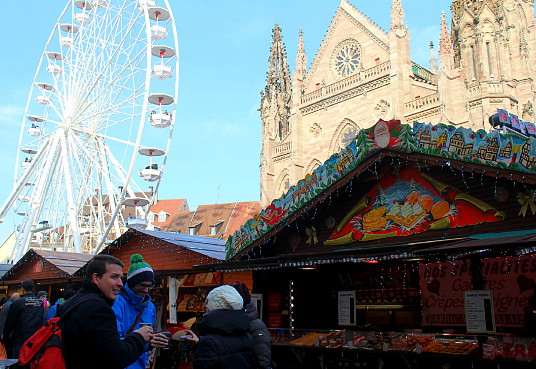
[135,229,227,261]
[0,264,13,278]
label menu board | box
[251,293,263,319]
[338,291,356,326]
[464,290,495,333]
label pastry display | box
[280,330,481,358]
[289,332,325,346]
[289,331,344,347]
[421,340,477,355]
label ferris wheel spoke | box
[73,13,144,119]
[70,127,137,148]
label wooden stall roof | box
[80,228,227,276]
[223,120,536,269]
[0,249,92,283]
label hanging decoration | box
[326,166,505,245]
[305,227,318,245]
[494,186,509,202]
[288,234,300,252]
[226,117,536,260]
[517,191,536,217]
[325,216,336,229]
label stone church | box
[259,0,535,207]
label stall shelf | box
[270,329,535,369]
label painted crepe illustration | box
[326,166,505,245]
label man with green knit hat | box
[112,254,168,369]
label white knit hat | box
[205,285,243,312]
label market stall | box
[95,228,253,368]
[0,249,91,301]
[218,117,536,368]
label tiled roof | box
[149,199,189,229]
[162,202,260,239]
[150,199,188,214]
[222,202,261,239]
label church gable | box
[303,0,390,94]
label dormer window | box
[188,222,202,236]
[147,213,155,222]
[157,211,169,222]
[209,221,224,236]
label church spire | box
[293,29,307,82]
[264,24,292,95]
[439,11,454,72]
[260,24,292,141]
[429,41,438,74]
[390,0,406,31]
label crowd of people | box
[0,253,272,369]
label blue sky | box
[0,0,451,244]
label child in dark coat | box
[184,285,255,369]
[230,281,272,369]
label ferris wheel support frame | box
[97,139,122,238]
[59,129,82,252]
[13,134,61,261]
[0,138,51,223]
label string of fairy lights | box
[230,149,535,263]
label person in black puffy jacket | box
[185,285,256,369]
[230,282,272,369]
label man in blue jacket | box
[46,289,76,320]
[113,254,164,369]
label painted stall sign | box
[420,255,536,327]
[226,118,536,260]
[327,166,504,245]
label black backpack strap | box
[59,294,101,320]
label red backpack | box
[15,294,97,369]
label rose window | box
[333,40,361,77]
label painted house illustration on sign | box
[226,115,536,260]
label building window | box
[147,213,155,222]
[158,213,167,222]
[486,42,493,78]
[188,227,196,236]
[209,222,223,236]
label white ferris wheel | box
[0,0,179,261]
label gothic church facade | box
[259,0,535,207]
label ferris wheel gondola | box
[0,0,179,261]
